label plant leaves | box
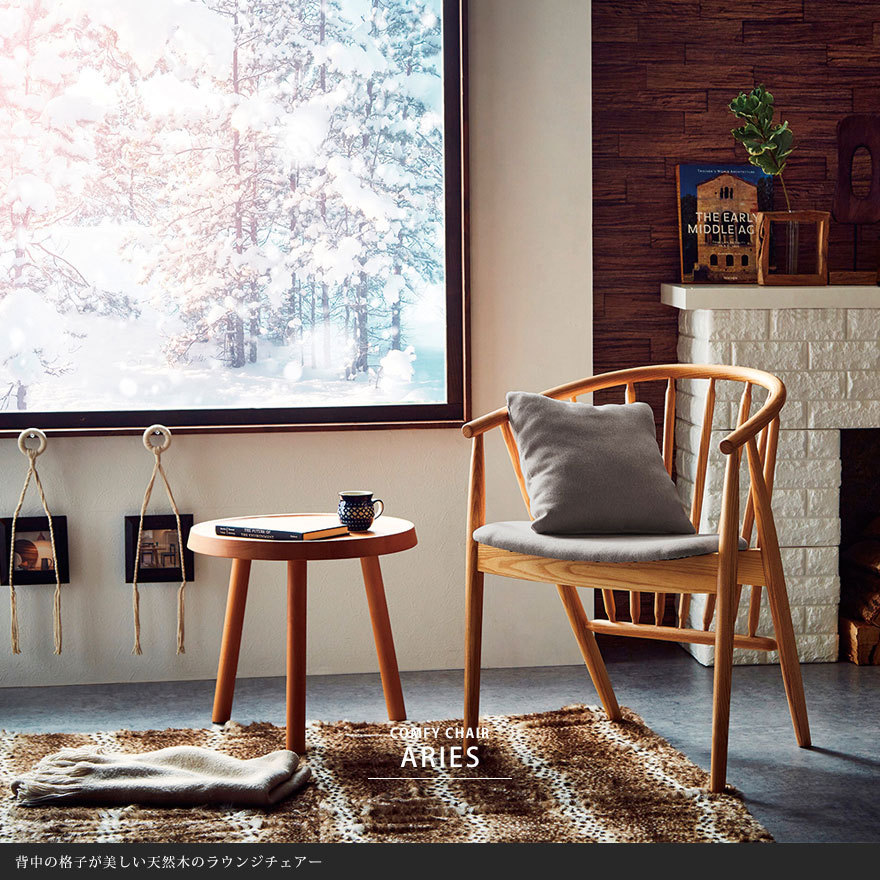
[750,151,781,175]
[729,84,792,180]
[770,124,793,152]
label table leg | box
[212,558,252,724]
[360,556,406,721]
[287,560,308,754]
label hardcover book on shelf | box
[676,163,773,283]
[215,516,349,541]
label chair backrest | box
[462,364,786,634]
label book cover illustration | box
[676,163,773,283]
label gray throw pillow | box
[507,392,695,536]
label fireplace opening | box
[839,429,880,665]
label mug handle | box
[372,499,385,520]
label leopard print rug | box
[0,705,771,843]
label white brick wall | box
[770,308,846,339]
[673,307,880,666]
[733,341,808,371]
[846,310,880,339]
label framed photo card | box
[124,515,195,584]
[0,516,70,586]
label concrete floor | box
[2,636,878,843]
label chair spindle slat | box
[625,383,640,620]
[655,378,677,623]
[734,424,768,627]
[748,415,779,637]
[702,586,716,630]
[703,382,753,632]
[677,592,692,630]
[690,378,717,530]
[601,590,618,622]
[740,423,765,543]
[680,379,717,629]
[662,377,676,475]
[737,382,753,428]
[747,588,762,638]
[501,421,532,517]
[654,592,666,627]
[630,591,641,624]
[599,386,634,622]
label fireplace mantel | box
[659,285,880,666]
[662,282,880,311]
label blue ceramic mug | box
[338,490,385,532]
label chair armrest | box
[462,406,509,438]
[719,381,786,455]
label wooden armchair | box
[462,364,811,792]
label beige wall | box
[0,0,592,688]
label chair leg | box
[763,543,812,748]
[710,451,741,794]
[746,436,812,749]
[463,566,484,753]
[556,585,621,721]
[710,574,737,793]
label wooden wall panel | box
[592,0,880,426]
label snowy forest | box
[0,0,449,415]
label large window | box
[0,0,466,433]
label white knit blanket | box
[11,745,311,808]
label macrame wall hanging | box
[8,429,62,655]
[131,425,187,656]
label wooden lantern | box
[756,210,830,286]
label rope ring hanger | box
[17,430,47,457]
[9,429,62,654]
[143,425,172,453]
[131,425,187,655]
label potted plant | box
[729,85,829,284]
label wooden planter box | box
[756,210,830,286]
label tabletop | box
[187,514,417,561]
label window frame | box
[0,0,469,438]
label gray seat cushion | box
[506,393,695,535]
[473,520,748,564]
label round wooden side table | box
[188,514,417,753]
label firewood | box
[839,616,880,665]
[840,563,880,626]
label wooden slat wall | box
[592,0,880,429]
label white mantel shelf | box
[661,282,880,310]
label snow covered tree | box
[0,0,146,409]
[1,0,449,412]
[310,0,445,373]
